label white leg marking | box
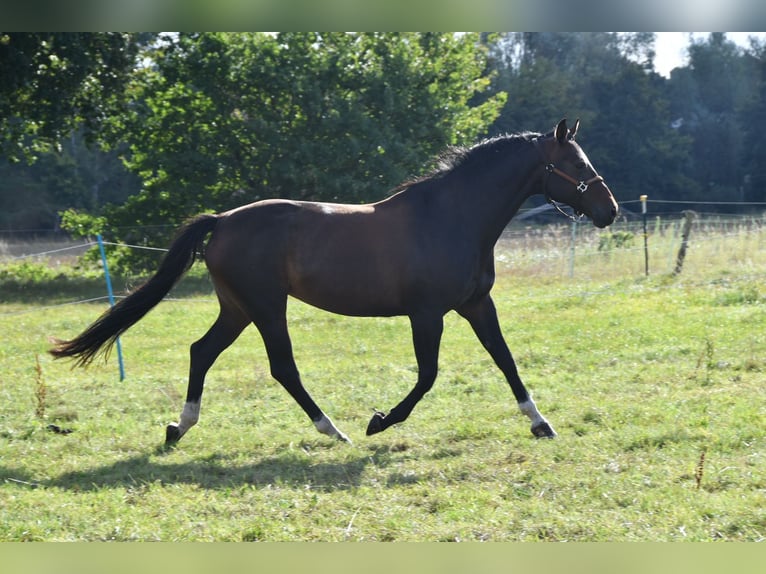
[177,401,201,436]
[518,398,546,427]
[519,397,557,437]
[314,414,352,444]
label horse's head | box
[537,118,618,228]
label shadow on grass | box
[1,466,43,489]
[47,452,373,492]
[2,439,464,493]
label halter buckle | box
[576,181,588,194]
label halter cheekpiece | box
[534,137,606,223]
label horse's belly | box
[290,286,404,317]
[288,266,407,317]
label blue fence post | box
[96,234,125,381]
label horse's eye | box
[575,161,586,170]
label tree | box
[586,63,695,203]
[0,32,150,162]
[667,33,760,204]
[0,131,140,231]
[741,37,766,202]
[485,33,691,204]
[95,32,505,270]
[486,33,657,135]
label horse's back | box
[203,198,414,315]
[203,195,485,317]
[286,200,419,315]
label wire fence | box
[0,238,187,318]
[2,199,766,310]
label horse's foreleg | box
[166,309,248,444]
[366,313,443,435]
[257,317,351,443]
[458,295,556,438]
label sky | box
[653,31,766,77]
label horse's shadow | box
[55,453,368,492]
[3,442,440,493]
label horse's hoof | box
[336,432,353,444]
[366,411,387,436]
[165,423,182,444]
[531,421,557,438]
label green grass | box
[1,221,765,541]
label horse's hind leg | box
[166,304,249,444]
[366,313,443,435]
[457,295,556,438]
[254,312,351,443]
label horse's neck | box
[381,141,542,248]
[449,144,541,246]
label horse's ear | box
[570,118,580,140]
[555,119,568,143]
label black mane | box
[392,131,542,194]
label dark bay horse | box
[50,119,618,444]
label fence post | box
[569,218,577,278]
[640,195,649,276]
[96,234,125,381]
[673,210,696,276]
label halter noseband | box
[545,163,604,195]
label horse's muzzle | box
[587,182,619,228]
[592,202,619,228]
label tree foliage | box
[487,32,694,205]
[0,32,148,162]
[0,131,139,231]
[667,33,761,202]
[741,40,766,201]
[94,32,505,269]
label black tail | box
[50,214,219,367]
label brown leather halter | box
[532,135,607,222]
[545,163,604,194]
[543,162,605,222]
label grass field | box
[1,217,765,541]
